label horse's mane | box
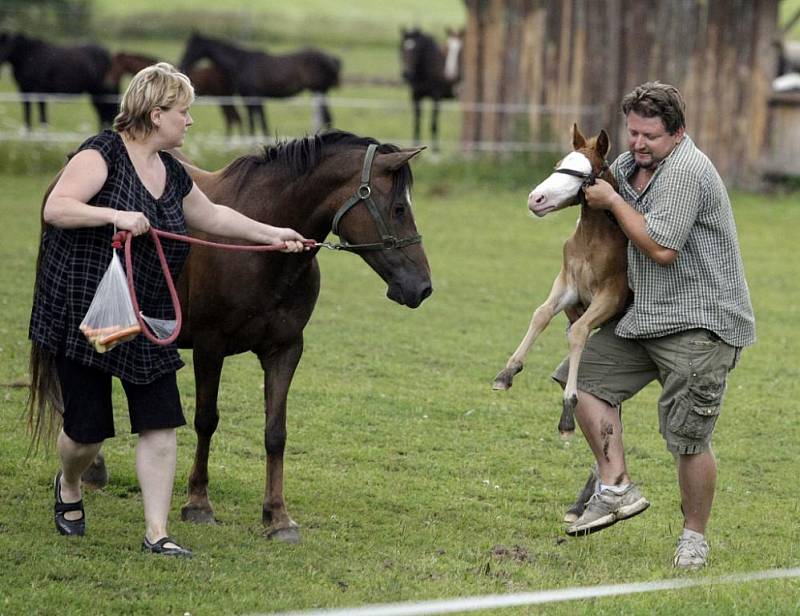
[221,130,413,200]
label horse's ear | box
[572,123,587,150]
[596,129,610,158]
[377,146,427,172]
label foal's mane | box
[221,130,413,200]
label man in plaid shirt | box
[553,81,756,569]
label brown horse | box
[400,27,464,152]
[107,52,243,136]
[30,131,432,542]
[179,33,341,136]
[0,31,117,129]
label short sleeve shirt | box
[610,136,756,348]
[29,130,194,384]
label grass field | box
[0,2,799,614]
[0,159,799,614]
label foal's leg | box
[258,338,304,543]
[181,344,224,524]
[38,100,48,127]
[493,272,571,390]
[559,293,621,436]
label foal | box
[493,125,630,438]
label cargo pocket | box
[669,373,725,440]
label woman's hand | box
[115,210,151,237]
[267,226,310,253]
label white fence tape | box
[256,567,800,616]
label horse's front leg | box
[181,345,224,524]
[258,338,304,543]
[412,96,421,145]
[559,295,620,437]
[431,98,440,152]
[493,272,571,390]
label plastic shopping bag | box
[79,252,141,353]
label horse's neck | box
[204,42,249,74]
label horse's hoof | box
[558,429,575,441]
[81,455,108,490]
[181,504,217,524]
[492,376,511,390]
[268,526,301,544]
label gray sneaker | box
[673,534,709,569]
[565,483,650,536]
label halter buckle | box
[358,184,371,199]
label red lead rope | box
[111,228,318,345]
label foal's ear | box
[377,146,427,172]
[572,123,587,150]
[595,129,611,158]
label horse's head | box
[443,27,465,84]
[325,140,432,309]
[179,33,208,73]
[106,52,159,90]
[527,124,611,217]
[0,32,21,65]
[400,28,426,83]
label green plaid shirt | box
[610,136,756,347]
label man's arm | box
[583,179,677,266]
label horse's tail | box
[27,341,63,453]
[26,177,64,453]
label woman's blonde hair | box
[113,62,194,139]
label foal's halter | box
[553,160,609,190]
[322,144,422,252]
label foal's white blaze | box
[444,36,463,81]
[527,152,591,217]
[403,39,416,51]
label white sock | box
[599,483,629,494]
[682,528,705,541]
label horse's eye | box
[393,203,406,219]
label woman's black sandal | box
[54,471,85,536]
[142,536,193,559]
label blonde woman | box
[29,63,307,557]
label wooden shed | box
[461,0,781,188]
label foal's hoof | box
[180,503,217,525]
[268,526,301,544]
[492,365,522,390]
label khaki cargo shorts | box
[552,320,740,455]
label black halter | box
[553,160,609,189]
[321,144,422,252]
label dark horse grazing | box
[492,125,630,523]
[0,32,117,130]
[400,27,464,152]
[179,33,341,136]
[107,52,244,137]
[29,131,432,542]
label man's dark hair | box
[621,81,686,135]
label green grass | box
[0,161,798,614]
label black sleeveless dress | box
[29,130,193,384]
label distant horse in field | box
[492,124,630,523]
[400,27,464,152]
[30,130,432,542]
[179,33,341,136]
[0,31,117,130]
[108,51,244,136]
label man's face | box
[625,111,684,169]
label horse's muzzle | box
[387,279,432,309]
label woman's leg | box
[136,427,178,543]
[57,430,103,521]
